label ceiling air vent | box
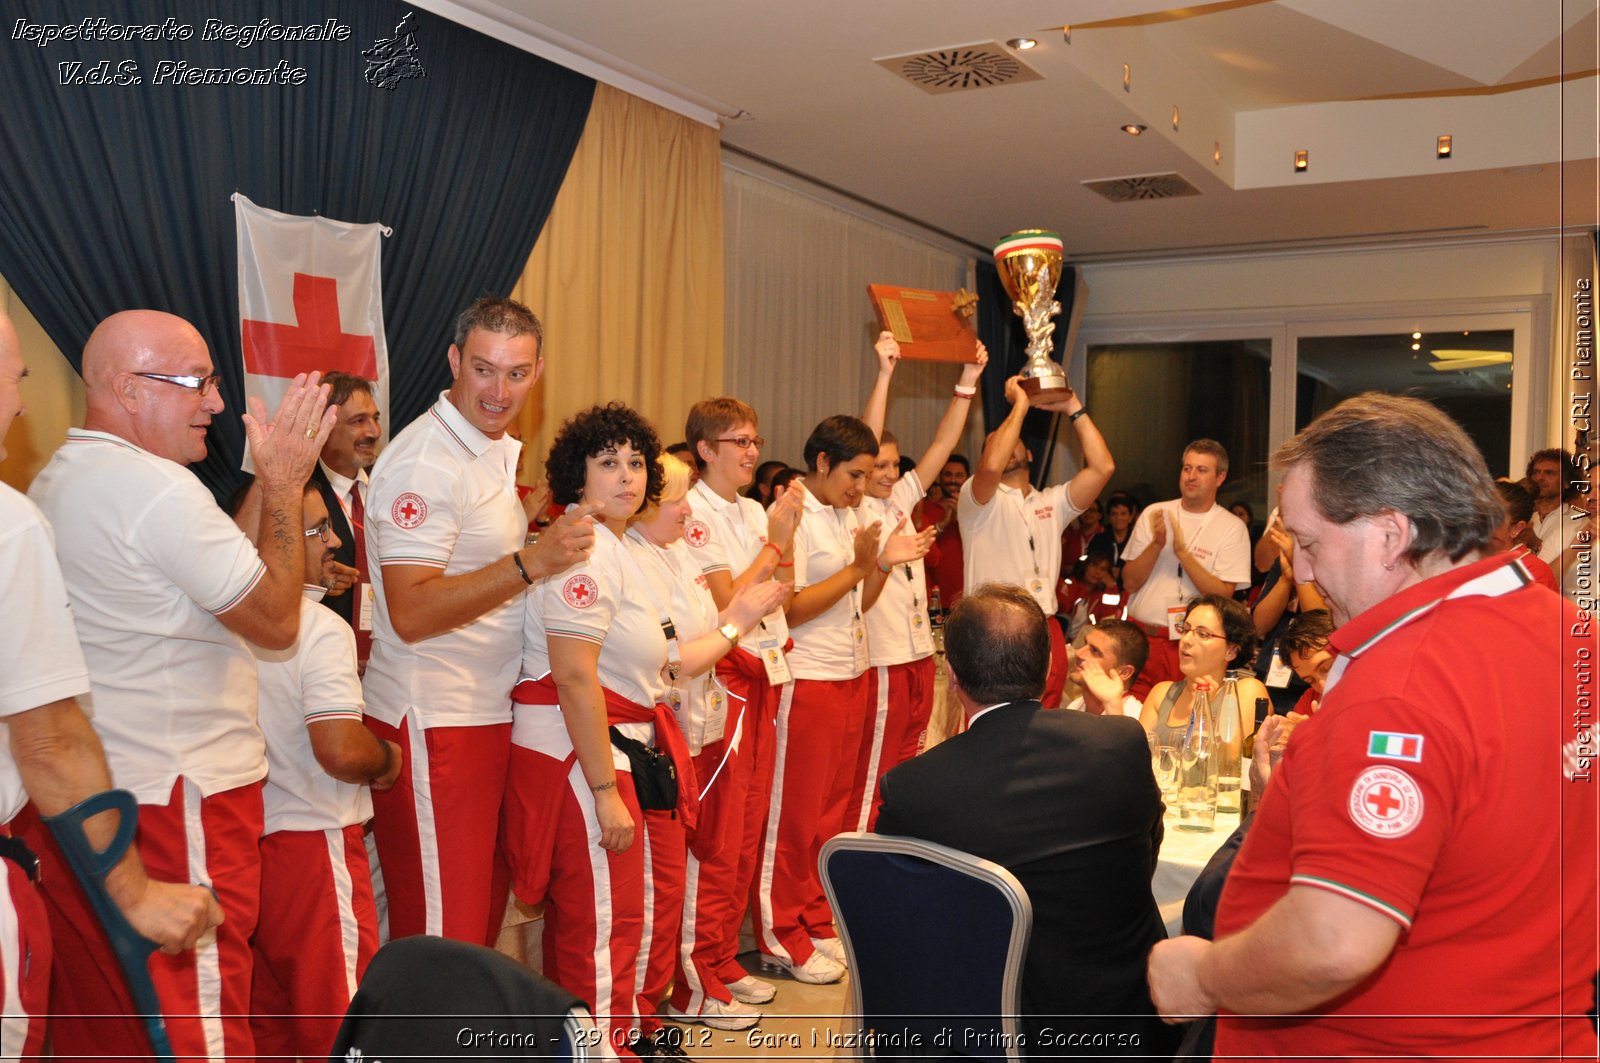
[1083,172,1202,202]
[876,43,1043,94]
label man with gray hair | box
[361,296,598,945]
[1148,393,1597,1058]
[876,583,1179,1055]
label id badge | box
[1028,575,1045,596]
[910,606,934,654]
[851,616,868,672]
[358,583,375,632]
[1165,604,1186,640]
[1265,654,1293,689]
[708,687,725,723]
[758,637,791,684]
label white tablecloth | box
[1153,810,1241,936]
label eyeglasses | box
[303,517,333,543]
[714,435,764,451]
[134,372,223,398]
[1175,621,1224,641]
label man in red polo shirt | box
[1147,393,1597,1059]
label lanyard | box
[829,507,863,624]
[1005,488,1041,578]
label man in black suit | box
[308,371,382,670]
[876,583,1181,1059]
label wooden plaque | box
[867,284,979,363]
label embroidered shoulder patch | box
[684,519,711,548]
[392,492,427,529]
[1367,730,1424,763]
[563,573,599,609]
[1348,765,1424,839]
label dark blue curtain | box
[0,0,594,496]
[975,258,1075,484]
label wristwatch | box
[718,623,741,648]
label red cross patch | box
[1347,765,1424,839]
[563,573,599,609]
[392,492,428,529]
[684,519,711,548]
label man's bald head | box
[81,310,223,465]
[0,311,24,461]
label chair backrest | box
[328,935,592,1062]
[820,832,1032,1063]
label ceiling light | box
[1428,350,1512,372]
[1123,64,1131,92]
[1061,25,1071,44]
[1172,105,1180,131]
[1436,135,1452,159]
[1294,149,1308,173]
[1412,332,1422,339]
[1121,123,1147,136]
[1007,37,1037,50]
[1411,342,1421,351]
[1213,141,1222,164]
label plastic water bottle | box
[1178,679,1219,832]
[1214,676,1243,814]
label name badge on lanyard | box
[757,635,791,684]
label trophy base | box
[1020,375,1072,402]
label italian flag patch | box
[1367,731,1424,763]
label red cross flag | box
[233,193,391,468]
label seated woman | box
[1141,593,1268,753]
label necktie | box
[349,483,372,670]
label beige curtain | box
[0,279,81,492]
[722,168,976,470]
[512,83,725,471]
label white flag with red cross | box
[233,193,391,467]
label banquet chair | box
[328,935,599,1062]
[820,832,1032,1063]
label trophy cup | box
[993,229,1072,401]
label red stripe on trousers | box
[0,851,50,1060]
[251,823,379,1060]
[15,779,262,1062]
[364,715,511,946]
[636,807,686,1034]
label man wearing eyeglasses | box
[25,309,334,1061]
[230,479,401,1060]
[0,310,223,1056]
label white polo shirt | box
[29,430,268,804]
[515,523,667,767]
[254,594,372,834]
[627,528,728,754]
[1533,504,1587,565]
[684,479,790,661]
[363,394,525,729]
[863,471,934,667]
[0,484,92,823]
[1122,500,1251,629]
[958,478,1083,615]
[788,491,869,681]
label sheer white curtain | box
[722,167,978,471]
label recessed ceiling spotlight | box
[1294,149,1309,173]
[1007,37,1038,50]
[1411,342,1421,351]
[1436,134,1452,159]
[1412,332,1422,339]
[1122,63,1131,92]
[1172,105,1180,131]
[1213,141,1222,164]
[1061,25,1072,44]
[1121,123,1147,136]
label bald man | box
[0,312,220,1055]
[24,310,333,1061]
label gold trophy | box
[993,229,1072,401]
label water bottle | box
[1178,678,1219,832]
[929,587,945,654]
[1214,676,1243,814]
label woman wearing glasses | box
[1140,594,1267,751]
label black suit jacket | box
[877,701,1180,1060]
[309,462,360,627]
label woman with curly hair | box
[500,403,677,1057]
[1140,593,1267,753]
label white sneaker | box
[725,975,777,1005]
[809,936,847,968]
[760,949,845,985]
[667,997,761,1031]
